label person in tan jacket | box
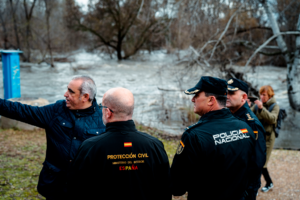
[251,85,279,193]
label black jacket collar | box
[200,108,232,122]
[233,102,249,118]
[71,99,97,118]
[105,120,137,132]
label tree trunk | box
[262,0,300,111]
[0,11,9,49]
[23,0,37,62]
[289,14,300,111]
[117,32,123,60]
[9,0,21,50]
[45,0,54,67]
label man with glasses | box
[0,75,106,199]
[68,87,171,200]
[171,76,256,200]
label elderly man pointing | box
[0,75,106,199]
[68,87,171,200]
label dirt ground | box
[172,149,300,200]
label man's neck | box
[70,102,93,111]
[81,102,93,110]
[107,116,132,124]
[229,103,244,114]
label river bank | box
[0,50,299,148]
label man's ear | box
[82,93,90,102]
[106,108,113,119]
[241,93,248,103]
[207,96,215,106]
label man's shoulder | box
[135,131,164,146]
[242,108,264,129]
[45,100,66,110]
[81,132,109,148]
[183,120,214,141]
[237,106,261,124]
[185,120,203,131]
[53,100,66,106]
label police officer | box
[68,87,171,200]
[226,78,267,199]
[171,76,256,200]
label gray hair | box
[72,75,96,102]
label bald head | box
[102,87,134,121]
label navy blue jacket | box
[233,102,266,192]
[0,98,106,198]
[171,108,255,200]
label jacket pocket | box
[86,128,104,136]
[57,116,73,128]
[83,128,105,140]
[37,161,64,197]
[52,116,74,143]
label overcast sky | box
[76,0,88,12]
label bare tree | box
[23,0,37,62]
[65,0,169,60]
[253,0,300,111]
[44,0,54,66]
[9,0,21,50]
[0,1,9,49]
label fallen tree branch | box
[244,31,300,70]
[226,26,272,36]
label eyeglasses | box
[99,103,114,113]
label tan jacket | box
[251,97,279,135]
[251,97,279,167]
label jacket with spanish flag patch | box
[233,102,266,195]
[67,120,171,200]
[171,108,255,200]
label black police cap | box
[227,78,248,94]
[184,76,228,96]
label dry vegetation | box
[0,128,299,199]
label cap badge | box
[184,89,199,94]
[228,79,233,84]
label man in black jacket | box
[68,87,171,200]
[226,78,266,199]
[171,76,256,200]
[0,75,106,199]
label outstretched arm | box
[0,98,55,128]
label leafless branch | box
[208,6,242,61]
[244,31,300,69]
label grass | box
[1,127,300,199]
[136,123,181,164]
[0,126,181,199]
[0,129,46,199]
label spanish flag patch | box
[180,140,185,148]
[240,129,248,134]
[176,140,185,155]
[124,142,132,147]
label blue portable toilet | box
[0,50,22,99]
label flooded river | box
[0,50,299,148]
